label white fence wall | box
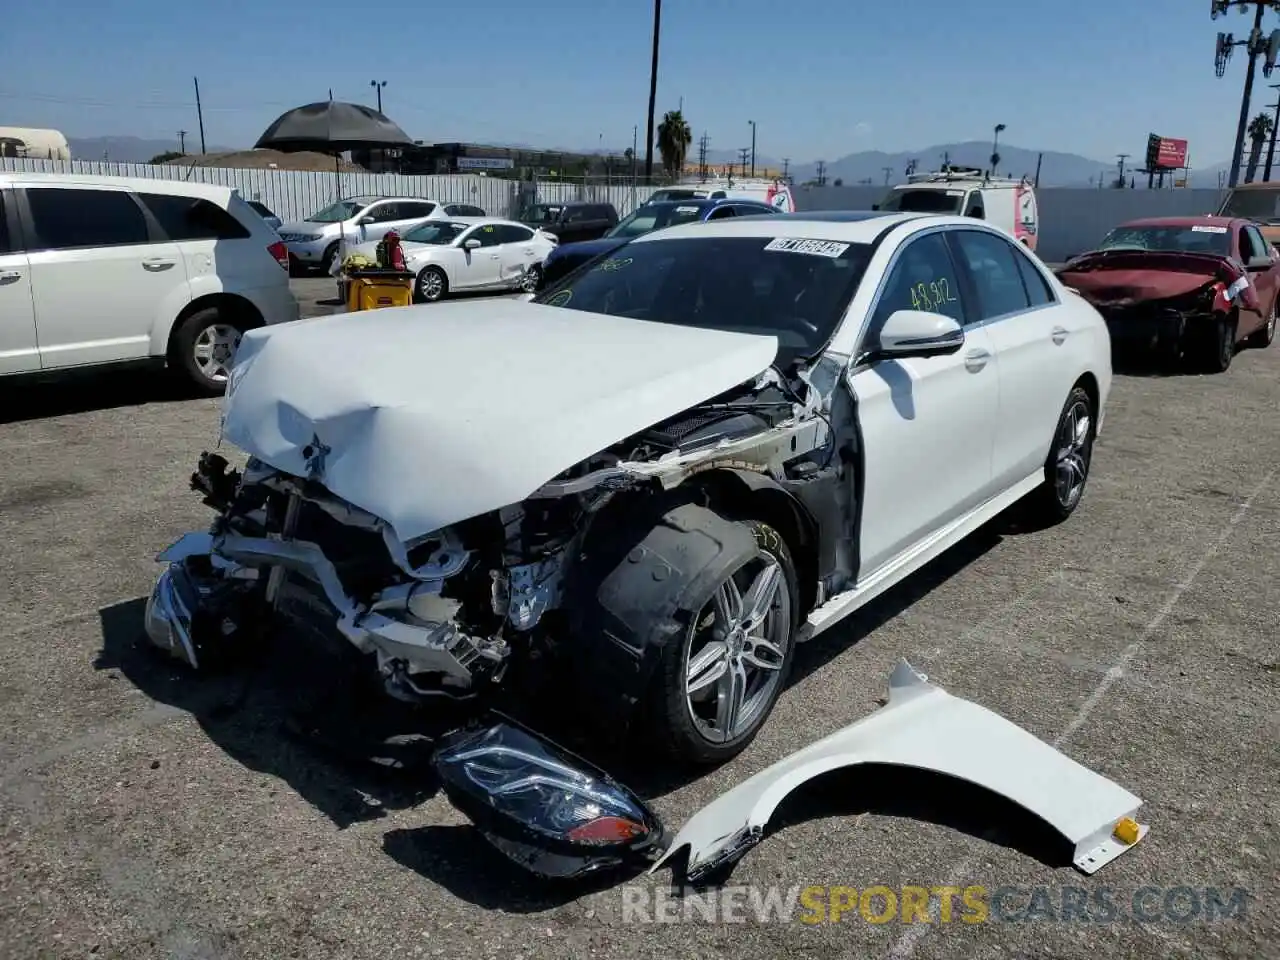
[0,157,658,223]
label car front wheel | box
[647,517,799,765]
[416,266,448,303]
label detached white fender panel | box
[654,660,1148,882]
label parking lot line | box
[886,467,1275,960]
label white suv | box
[0,172,298,394]
[277,197,487,274]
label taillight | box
[268,241,289,271]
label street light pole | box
[370,80,387,113]
[644,0,662,181]
[749,120,756,177]
[991,123,1006,175]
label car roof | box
[1117,215,1242,230]
[0,170,232,203]
[629,211,932,245]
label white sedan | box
[334,217,558,301]
[147,211,1111,767]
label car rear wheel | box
[1023,386,1095,526]
[416,266,448,303]
[1247,298,1277,348]
[171,306,246,396]
[519,264,542,293]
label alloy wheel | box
[520,266,541,293]
[192,323,242,384]
[419,269,444,301]
[1054,398,1092,510]
[684,552,793,744]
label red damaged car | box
[1057,216,1278,372]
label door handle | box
[0,270,21,285]
[1051,325,1069,345]
[963,348,990,373]
[142,258,176,271]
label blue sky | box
[0,0,1265,165]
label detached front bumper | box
[143,530,507,692]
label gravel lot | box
[1,282,1277,960]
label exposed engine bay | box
[145,362,852,714]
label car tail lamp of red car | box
[267,240,289,271]
[432,716,666,879]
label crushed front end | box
[145,452,542,703]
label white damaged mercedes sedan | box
[145,211,1111,766]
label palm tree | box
[656,110,692,180]
[1245,112,1273,183]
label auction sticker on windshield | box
[1192,225,1228,234]
[764,238,850,258]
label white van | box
[0,172,298,394]
[646,176,796,213]
[876,166,1040,251]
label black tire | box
[169,306,247,396]
[416,266,449,303]
[518,263,542,293]
[1247,298,1277,348]
[1023,385,1096,527]
[640,513,800,766]
[1203,313,1236,373]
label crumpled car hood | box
[1058,250,1234,305]
[221,302,778,542]
[653,660,1149,884]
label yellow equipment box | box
[345,269,416,312]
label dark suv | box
[520,201,618,244]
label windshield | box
[1095,225,1232,257]
[403,221,469,245]
[305,200,363,223]
[521,204,562,223]
[1218,189,1280,222]
[607,204,708,238]
[879,189,965,214]
[532,235,872,367]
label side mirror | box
[874,310,965,360]
[358,216,376,226]
[464,238,482,250]
[1246,254,1273,271]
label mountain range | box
[66,135,1230,189]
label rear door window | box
[25,187,150,250]
[951,229,1033,320]
[0,191,11,253]
[705,206,737,221]
[400,201,437,219]
[140,193,251,241]
[497,224,535,244]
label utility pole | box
[815,160,827,186]
[370,80,387,112]
[632,125,639,185]
[1115,154,1130,188]
[1033,152,1043,187]
[193,77,207,154]
[781,157,790,182]
[748,120,757,177]
[177,130,187,154]
[1213,0,1280,187]
[737,147,751,177]
[697,133,709,179]
[1265,81,1280,179]
[882,165,893,185]
[644,0,662,180]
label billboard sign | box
[1146,134,1188,171]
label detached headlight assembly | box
[432,718,665,879]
